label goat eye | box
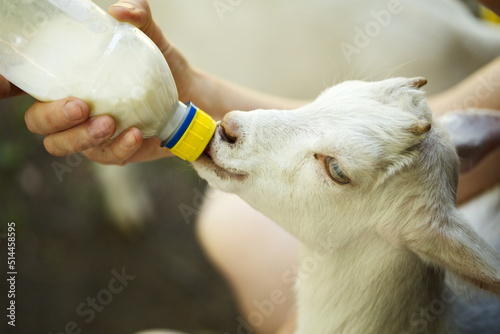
[325,157,350,185]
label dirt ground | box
[0,95,239,334]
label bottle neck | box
[159,102,217,161]
[158,101,189,143]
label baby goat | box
[193,77,500,334]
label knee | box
[195,189,253,266]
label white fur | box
[461,185,500,252]
[193,78,500,334]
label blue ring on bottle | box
[164,102,197,149]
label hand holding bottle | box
[2,0,198,164]
[3,0,304,165]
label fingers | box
[25,98,118,156]
[84,130,173,165]
[43,115,115,156]
[108,0,151,30]
[83,127,145,165]
[0,75,24,99]
[108,0,194,102]
[108,0,170,53]
[25,98,90,134]
[125,137,174,163]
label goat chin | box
[192,77,500,334]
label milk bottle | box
[0,0,216,161]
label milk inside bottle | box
[0,0,216,161]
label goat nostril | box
[219,122,238,144]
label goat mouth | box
[196,140,248,181]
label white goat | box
[192,77,500,334]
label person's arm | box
[428,56,500,205]
[189,69,305,119]
[428,57,500,116]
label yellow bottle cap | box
[164,103,217,162]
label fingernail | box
[64,100,84,121]
[122,130,138,148]
[110,2,135,11]
[89,117,111,139]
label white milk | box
[1,5,181,139]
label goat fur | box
[193,77,500,334]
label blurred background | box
[0,0,499,333]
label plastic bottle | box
[0,0,216,161]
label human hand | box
[16,0,196,164]
[0,75,23,99]
[2,73,120,160]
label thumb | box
[108,0,149,29]
[107,0,169,53]
[108,0,153,33]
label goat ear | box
[407,118,431,136]
[404,209,500,295]
[405,77,427,89]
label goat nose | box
[219,118,239,144]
